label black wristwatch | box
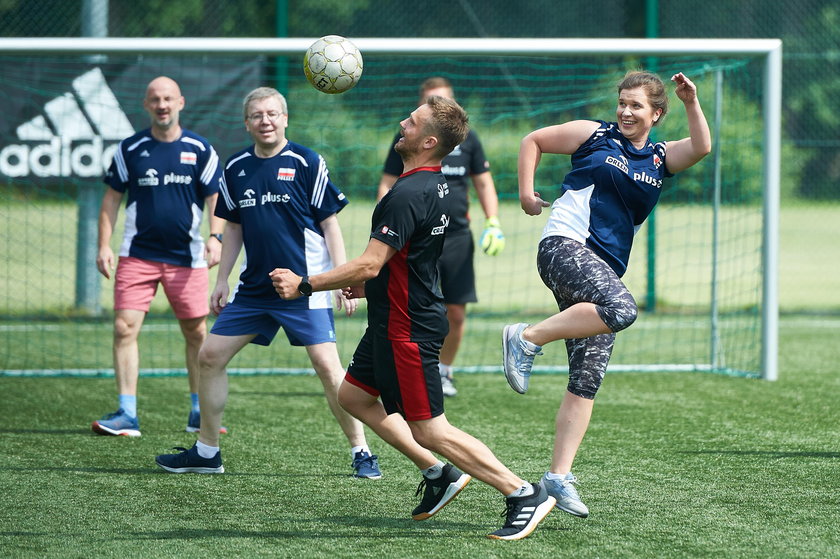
[209,233,223,243]
[298,275,313,297]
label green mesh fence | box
[0,51,769,377]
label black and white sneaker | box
[487,482,555,540]
[412,463,472,520]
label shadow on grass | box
[123,515,503,541]
[229,391,325,398]
[4,465,354,478]
[0,428,90,435]
[680,450,840,459]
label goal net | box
[0,38,780,380]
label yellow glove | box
[479,216,505,256]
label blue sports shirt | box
[216,140,348,309]
[104,128,221,268]
[542,120,674,277]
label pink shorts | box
[114,257,209,319]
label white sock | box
[351,445,369,457]
[507,483,535,498]
[438,363,452,378]
[421,461,446,479]
[195,440,219,459]
[545,471,568,481]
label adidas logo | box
[238,169,246,177]
[0,67,134,178]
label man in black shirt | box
[271,96,554,541]
[377,77,504,397]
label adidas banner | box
[0,58,263,181]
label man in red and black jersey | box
[271,96,555,541]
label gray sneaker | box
[502,323,542,394]
[541,472,589,518]
[440,374,457,397]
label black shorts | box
[345,328,445,421]
[438,229,477,305]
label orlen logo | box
[138,169,159,186]
[239,188,257,207]
[0,68,134,178]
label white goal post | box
[0,37,781,381]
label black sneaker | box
[155,443,224,474]
[412,463,472,520]
[487,482,556,540]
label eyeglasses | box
[248,111,283,122]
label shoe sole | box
[353,472,383,480]
[412,474,472,520]
[502,325,527,394]
[486,495,556,541]
[185,426,229,434]
[91,421,141,437]
[556,501,589,518]
[155,461,224,474]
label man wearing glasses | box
[155,87,381,479]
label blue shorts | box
[210,301,336,347]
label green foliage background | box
[1,0,837,200]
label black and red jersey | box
[383,130,489,233]
[366,167,452,342]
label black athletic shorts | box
[438,229,477,305]
[345,328,445,421]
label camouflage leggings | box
[536,236,638,399]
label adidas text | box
[0,137,117,178]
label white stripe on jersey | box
[311,156,328,208]
[303,228,332,310]
[280,149,308,167]
[180,136,207,151]
[126,136,151,152]
[218,174,236,211]
[541,185,595,245]
[200,146,219,185]
[188,203,208,268]
[113,140,129,183]
[120,201,138,257]
[225,151,251,170]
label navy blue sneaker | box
[352,451,382,479]
[186,410,228,434]
[155,443,224,474]
[91,409,141,437]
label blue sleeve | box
[309,154,349,223]
[214,172,241,224]
[104,141,128,192]
[198,144,222,197]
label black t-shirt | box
[383,129,489,233]
[367,167,452,341]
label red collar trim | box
[400,166,441,178]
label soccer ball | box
[303,35,363,94]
